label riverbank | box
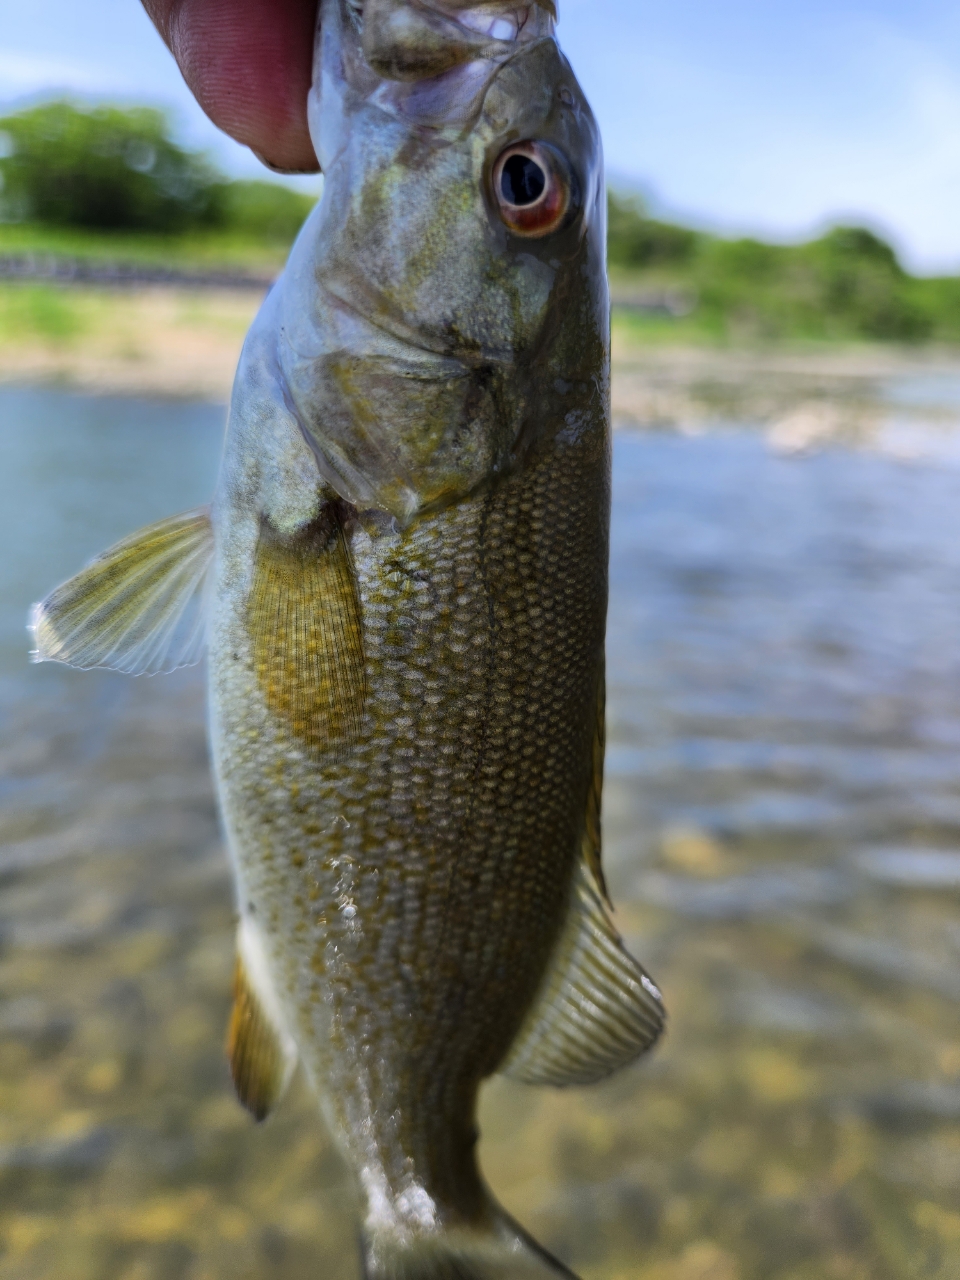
[0,284,262,400]
[4,281,960,459]
[611,330,960,457]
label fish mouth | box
[436,2,558,44]
[363,4,559,129]
[359,4,555,111]
[353,1,556,49]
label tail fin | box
[361,1212,580,1280]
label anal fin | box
[500,863,665,1088]
[227,922,297,1122]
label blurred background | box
[2,3,960,1280]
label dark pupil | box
[501,155,546,206]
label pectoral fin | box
[500,863,665,1088]
[30,508,214,675]
[227,923,298,1122]
[248,503,366,759]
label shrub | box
[214,180,316,242]
[607,191,698,269]
[0,102,221,233]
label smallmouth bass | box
[31,3,665,1277]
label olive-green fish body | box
[213,331,608,1230]
[30,5,664,1277]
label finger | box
[142,0,320,173]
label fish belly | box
[209,416,609,1224]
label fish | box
[29,2,665,1277]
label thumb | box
[142,0,320,173]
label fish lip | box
[313,276,513,369]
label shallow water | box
[1,385,960,1279]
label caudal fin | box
[361,1211,580,1280]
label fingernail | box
[252,149,321,176]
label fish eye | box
[492,142,571,238]
[502,154,545,205]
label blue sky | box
[1,1,959,272]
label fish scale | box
[216,424,606,1161]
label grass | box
[6,203,960,364]
[0,222,295,276]
[5,153,960,353]
[611,306,727,349]
[608,195,960,347]
[0,283,92,344]
[0,280,262,399]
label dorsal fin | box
[227,922,298,1122]
[29,508,214,675]
[500,863,665,1088]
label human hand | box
[141,0,320,173]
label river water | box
[1,384,960,1280]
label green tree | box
[0,101,222,232]
[805,226,930,340]
[215,180,316,243]
[607,191,699,269]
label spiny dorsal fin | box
[227,940,297,1123]
[500,863,665,1088]
[29,508,214,676]
[248,502,366,759]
